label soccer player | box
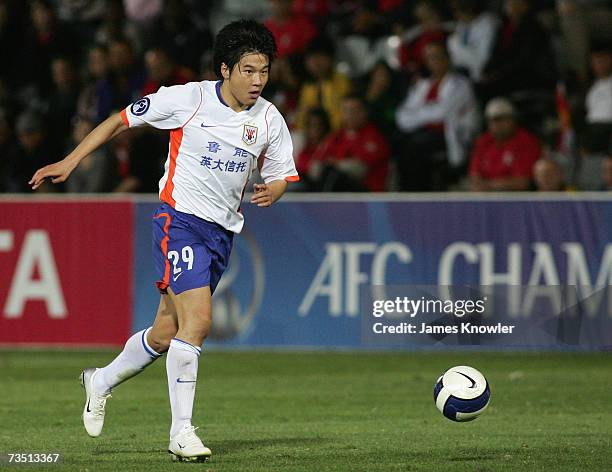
[29,20,298,462]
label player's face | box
[222,53,270,111]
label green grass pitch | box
[0,350,610,471]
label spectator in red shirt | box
[309,95,390,191]
[470,97,542,191]
[264,0,317,59]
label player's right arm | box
[29,113,127,190]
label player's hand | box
[29,157,78,190]
[250,183,273,207]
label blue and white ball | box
[433,366,490,422]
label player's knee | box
[190,320,212,343]
[200,322,211,341]
[148,334,172,353]
[178,313,211,345]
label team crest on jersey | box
[242,124,258,145]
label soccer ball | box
[433,365,490,422]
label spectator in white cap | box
[469,97,541,191]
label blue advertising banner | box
[132,196,612,350]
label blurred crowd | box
[1,0,612,193]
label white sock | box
[93,327,162,394]
[167,338,201,438]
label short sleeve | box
[260,105,300,183]
[121,82,202,130]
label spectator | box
[601,157,612,190]
[46,57,80,149]
[308,95,389,191]
[263,56,300,123]
[469,97,542,191]
[334,1,392,78]
[141,47,195,96]
[396,41,478,191]
[20,0,77,95]
[296,36,352,130]
[94,39,145,122]
[65,116,117,193]
[361,61,403,133]
[264,0,317,59]
[77,46,110,123]
[145,0,213,73]
[479,0,556,102]
[295,108,331,182]
[447,0,500,82]
[399,0,450,79]
[533,158,567,191]
[557,0,612,86]
[56,0,105,46]
[6,110,61,192]
[582,43,612,155]
[94,0,142,53]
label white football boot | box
[80,368,111,437]
[168,425,212,462]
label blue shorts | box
[152,203,233,295]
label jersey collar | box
[216,80,254,111]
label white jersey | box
[121,80,298,233]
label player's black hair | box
[213,19,277,79]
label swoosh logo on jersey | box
[456,371,477,388]
[173,272,183,282]
[201,123,216,128]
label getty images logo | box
[210,230,265,340]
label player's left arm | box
[250,180,288,207]
[255,106,299,207]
